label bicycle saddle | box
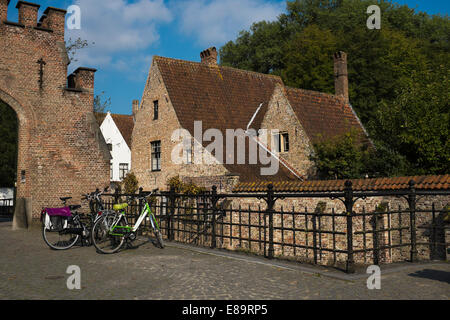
[69,205,81,211]
[60,197,72,201]
[113,203,128,211]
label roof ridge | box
[285,85,343,102]
[110,113,133,118]
[154,55,283,82]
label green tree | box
[281,24,337,92]
[311,129,372,179]
[121,172,139,194]
[220,0,450,176]
[372,66,450,174]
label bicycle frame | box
[109,201,159,236]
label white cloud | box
[66,0,172,70]
[175,0,285,46]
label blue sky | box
[5,0,449,115]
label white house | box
[96,111,134,183]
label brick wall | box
[0,1,110,224]
[132,59,229,191]
[261,84,316,179]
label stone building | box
[132,47,369,192]
[0,1,110,226]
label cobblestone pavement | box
[0,220,448,300]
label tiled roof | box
[96,112,134,148]
[233,175,450,193]
[154,56,370,182]
[111,114,134,148]
[155,56,297,182]
[285,87,369,144]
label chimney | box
[334,51,349,103]
[132,99,139,122]
[42,6,67,38]
[0,0,10,22]
[16,1,40,27]
[200,47,218,66]
[73,67,97,91]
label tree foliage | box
[220,0,450,177]
[311,129,371,179]
[0,101,18,187]
[166,175,205,195]
[121,172,139,194]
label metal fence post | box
[211,185,218,249]
[408,180,418,263]
[138,187,143,218]
[372,213,380,265]
[168,186,176,241]
[344,180,355,273]
[266,184,276,260]
[114,187,120,204]
[311,212,318,265]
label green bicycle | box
[91,189,164,254]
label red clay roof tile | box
[233,175,450,193]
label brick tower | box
[0,1,110,227]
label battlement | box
[67,67,97,93]
[1,1,97,96]
[1,0,66,38]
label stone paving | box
[0,220,448,300]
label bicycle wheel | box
[154,229,165,248]
[91,214,126,254]
[42,217,80,250]
[150,215,164,248]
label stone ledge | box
[3,20,25,28]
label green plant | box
[166,175,205,195]
[121,172,139,194]
[166,176,206,215]
[310,129,372,179]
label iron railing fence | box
[0,198,14,216]
[98,180,449,273]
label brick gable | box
[154,56,296,182]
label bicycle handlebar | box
[128,188,159,201]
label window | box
[151,141,161,171]
[274,132,289,153]
[282,133,289,152]
[119,163,129,180]
[107,143,113,152]
[110,162,113,180]
[153,100,159,120]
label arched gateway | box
[0,1,110,228]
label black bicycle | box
[41,188,108,250]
